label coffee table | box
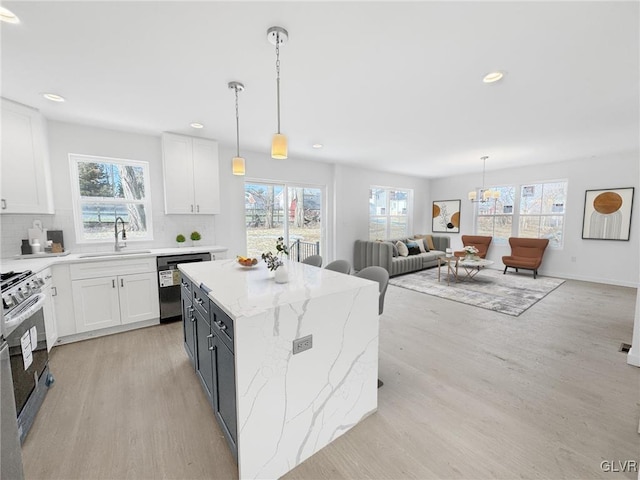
[457,258,494,281]
[437,255,459,286]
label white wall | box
[213,149,432,265]
[0,120,217,257]
[429,152,639,287]
[333,164,431,263]
[214,145,336,260]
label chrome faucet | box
[114,216,127,251]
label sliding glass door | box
[245,182,324,261]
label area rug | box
[389,268,565,316]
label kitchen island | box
[179,259,379,480]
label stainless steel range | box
[1,270,54,444]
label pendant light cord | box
[275,32,281,134]
[234,86,240,157]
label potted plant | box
[176,234,186,247]
[190,231,202,246]
[261,237,290,283]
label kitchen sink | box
[78,250,152,258]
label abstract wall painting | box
[432,199,461,233]
[582,187,634,241]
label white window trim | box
[370,185,414,239]
[244,178,327,260]
[474,178,568,249]
[69,153,153,244]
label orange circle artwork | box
[433,204,441,217]
[593,192,623,214]
[450,211,460,227]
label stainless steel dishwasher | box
[157,253,212,322]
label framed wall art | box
[582,187,634,241]
[432,199,461,233]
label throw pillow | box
[396,240,409,257]
[407,238,426,253]
[413,234,431,251]
[406,241,421,256]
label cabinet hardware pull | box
[51,287,57,297]
[190,204,194,212]
[196,204,200,213]
[112,279,116,288]
[1,199,6,210]
[195,298,203,305]
[120,278,124,287]
[207,333,214,351]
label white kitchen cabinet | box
[41,268,58,351]
[162,133,220,214]
[70,258,159,334]
[72,277,121,332]
[0,98,54,214]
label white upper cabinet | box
[162,132,220,214]
[1,98,54,214]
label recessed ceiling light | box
[0,7,20,24]
[190,122,204,129]
[483,71,504,83]
[43,93,65,102]
[312,144,323,149]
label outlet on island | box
[293,334,313,355]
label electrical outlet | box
[293,334,313,355]
[571,256,577,263]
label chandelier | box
[468,156,500,203]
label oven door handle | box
[4,293,46,329]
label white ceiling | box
[2,1,638,178]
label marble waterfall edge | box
[235,287,378,479]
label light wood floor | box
[22,278,639,479]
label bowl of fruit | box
[236,256,258,268]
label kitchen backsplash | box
[0,208,217,259]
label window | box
[518,182,566,247]
[476,186,516,245]
[69,154,153,243]
[474,180,567,248]
[244,181,324,261]
[369,187,411,240]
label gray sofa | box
[354,235,451,277]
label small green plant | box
[190,231,201,241]
[176,234,186,243]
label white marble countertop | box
[0,245,228,274]
[179,258,374,320]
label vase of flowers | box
[463,245,480,261]
[262,237,290,283]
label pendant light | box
[267,26,288,159]
[468,156,500,202]
[229,81,245,176]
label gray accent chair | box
[324,259,351,274]
[354,265,389,389]
[355,266,389,315]
[302,254,323,267]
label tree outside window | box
[70,155,152,242]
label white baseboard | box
[627,347,640,367]
[55,318,160,346]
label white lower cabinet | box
[70,258,159,334]
[41,267,58,351]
